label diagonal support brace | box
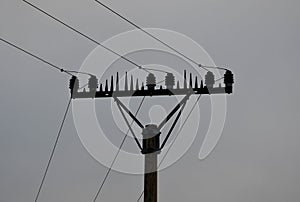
[115,101,143,150]
[114,96,144,129]
[160,101,187,150]
[158,93,191,130]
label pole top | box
[142,124,161,138]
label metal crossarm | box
[70,70,234,100]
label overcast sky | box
[1,0,300,202]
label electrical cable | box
[137,94,202,202]
[34,97,72,202]
[22,0,152,74]
[142,67,170,74]
[93,0,233,73]
[215,76,224,82]
[93,0,210,72]
[93,96,146,202]
[0,37,74,76]
[67,70,94,76]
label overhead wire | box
[93,96,146,202]
[0,37,74,76]
[93,0,211,72]
[14,1,228,201]
[34,97,72,202]
[137,94,202,202]
[22,0,153,75]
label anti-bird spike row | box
[69,69,234,98]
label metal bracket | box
[115,99,143,150]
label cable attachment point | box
[69,76,79,97]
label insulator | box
[224,70,234,94]
[69,76,79,92]
[224,70,234,85]
[205,71,215,87]
[88,75,98,92]
[146,73,156,90]
[177,81,180,89]
[165,73,175,89]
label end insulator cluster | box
[224,70,234,93]
[69,76,79,95]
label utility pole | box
[69,69,234,202]
[142,124,160,202]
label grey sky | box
[1,0,300,202]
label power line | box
[22,0,151,74]
[34,97,72,202]
[93,0,209,72]
[93,96,146,202]
[0,37,73,76]
[137,94,202,202]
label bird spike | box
[116,72,119,91]
[141,82,144,90]
[200,80,204,89]
[184,70,187,89]
[100,83,103,92]
[110,75,114,92]
[125,72,128,91]
[105,80,108,92]
[189,73,193,88]
[136,78,139,90]
[195,76,198,88]
[130,75,134,91]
